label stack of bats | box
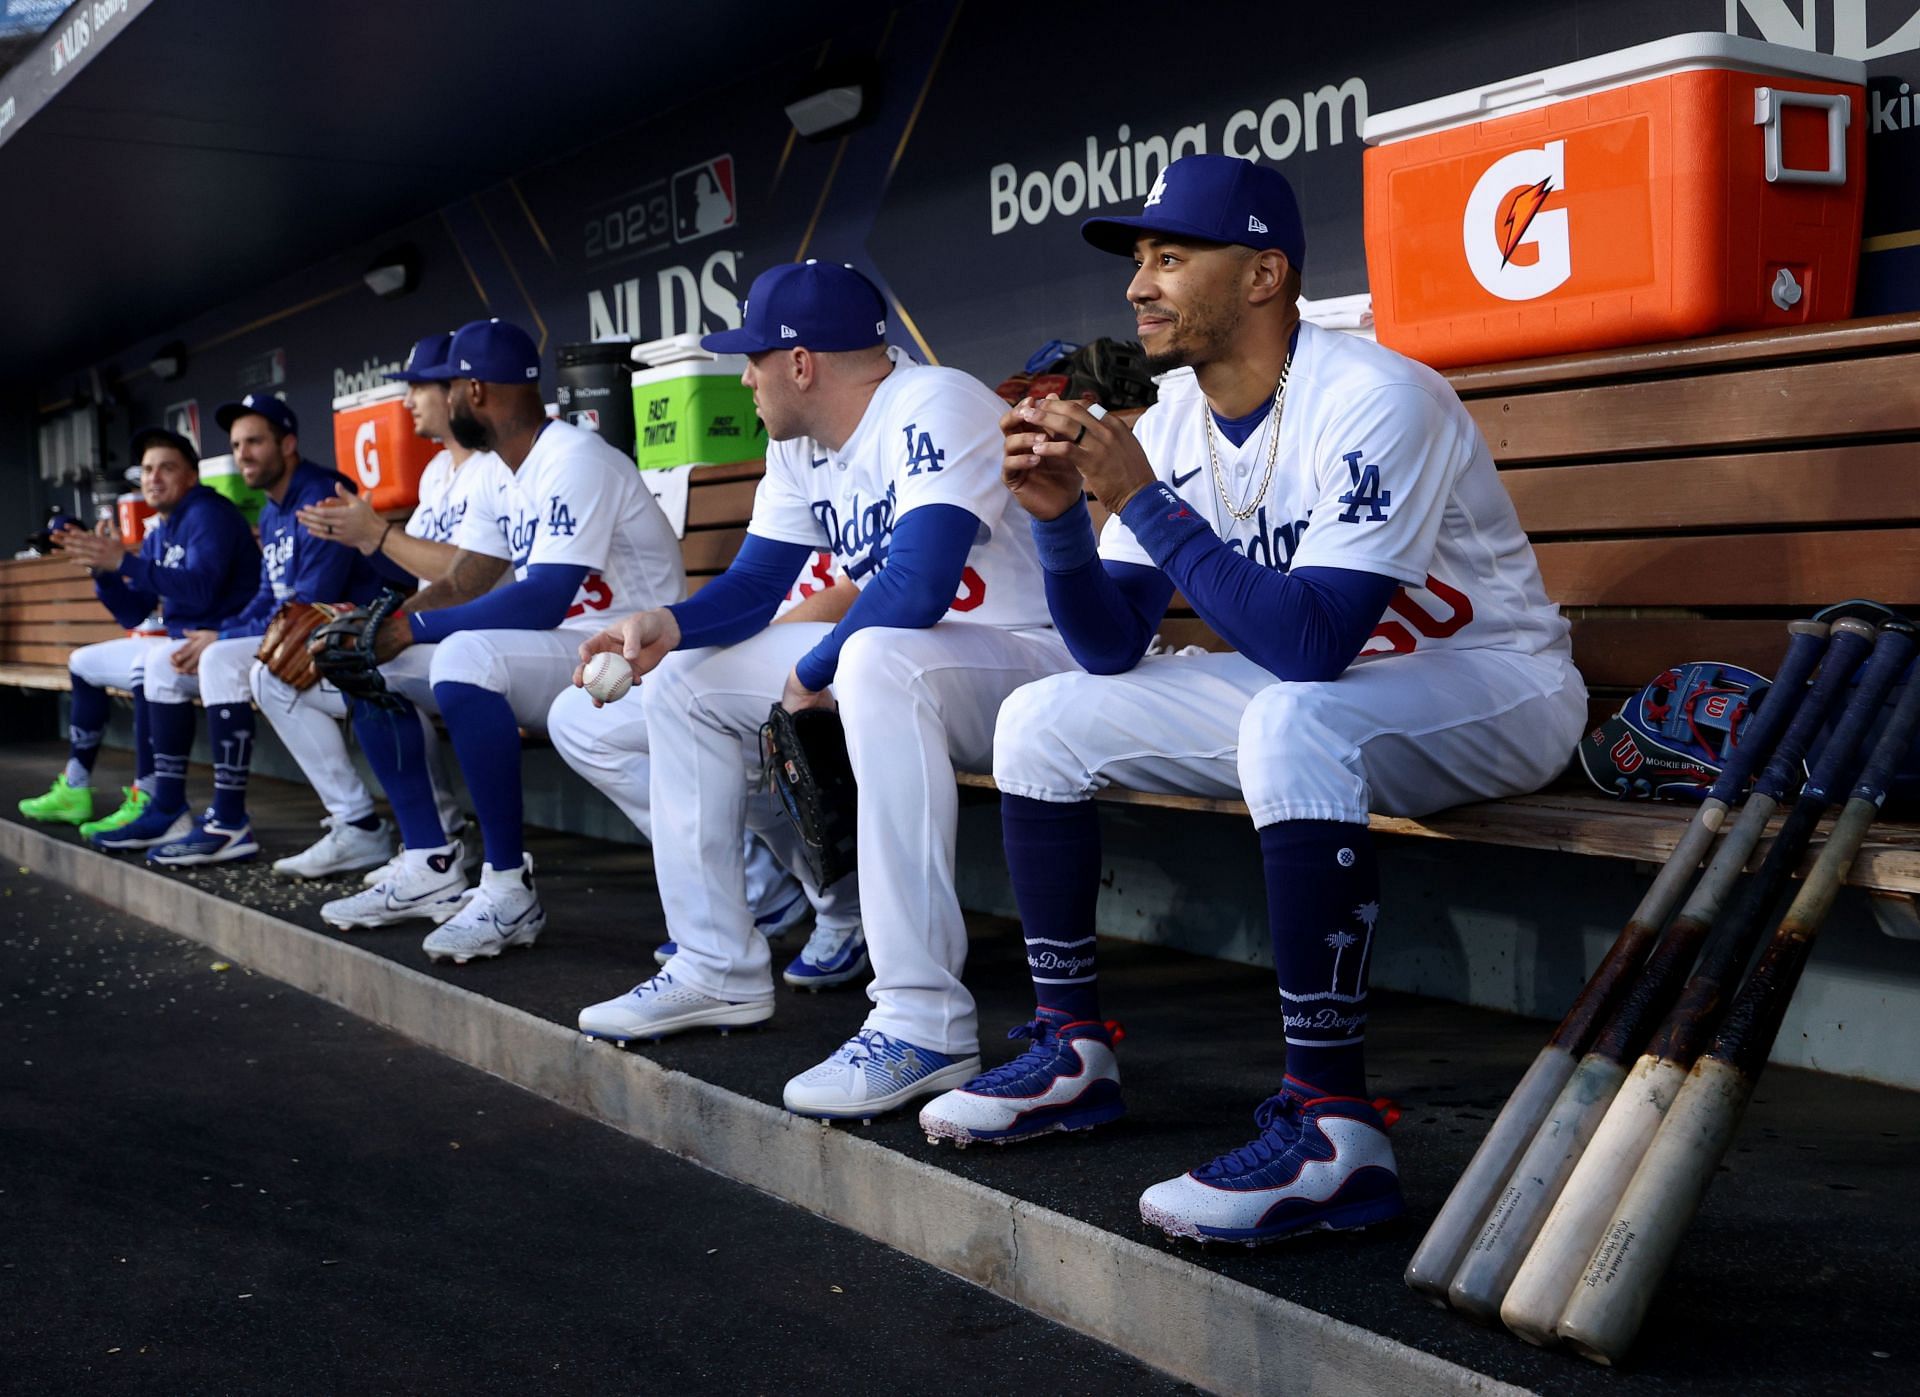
[1404,609,1920,1365]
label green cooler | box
[630,355,764,470]
[198,453,266,526]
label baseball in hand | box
[582,651,634,704]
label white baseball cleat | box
[783,1028,980,1121]
[919,1009,1125,1147]
[274,817,393,879]
[1136,1080,1405,1246]
[361,823,477,886]
[781,921,868,990]
[577,971,773,1043]
[321,842,470,929]
[421,854,544,965]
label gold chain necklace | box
[1202,348,1293,521]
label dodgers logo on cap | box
[1081,154,1307,270]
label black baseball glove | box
[761,704,858,888]
[310,590,411,712]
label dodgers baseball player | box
[917,155,1586,1246]
[319,318,684,966]
[253,332,513,879]
[108,395,394,867]
[568,260,1073,1121]
[19,428,258,842]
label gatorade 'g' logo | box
[1463,141,1569,302]
[353,419,381,489]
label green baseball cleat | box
[78,785,149,840]
[18,775,94,826]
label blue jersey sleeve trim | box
[665,534,816,650]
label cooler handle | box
[1753,88,1849,187]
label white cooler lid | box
[331,381,408,412]
[1364,31,1866,146]
[631,330,718,367]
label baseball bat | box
[1498,619,1891,1340]
[1401,620,1831,1304]
[1558,621,1920,1366]
[1445,620,1861,1322]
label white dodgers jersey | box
[1101,322,1568,662]
[456,419,685,630]
[746,359,1050,632]
[408,450,514,583]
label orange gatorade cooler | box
[116,492,155,547]
[1363,34,1867,368]
[330,383,439,512]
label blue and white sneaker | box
[322,843,470,929]
[421,854,544,965]
[783,1028,981,1121]
[781,922,868,991]
[90,802,192,852]
[146,813,260,867]
[919,1008,1125,1147]
[578,970,773,1043]
[653,886,813,967]
[1138,1079,1405,1246]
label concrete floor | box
[6,739,1917,1394]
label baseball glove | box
[258,600,351,690]
[309,590,410,712]
[760,704,858,888]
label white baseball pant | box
[425,628,582,729]
[643,621,1073,1056]
[250,645,462,830]
[993,646,1586,825]
[546,682,856,933]
[141,635,261,708]
[68,634,166,692]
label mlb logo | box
[164,399,201,454]
[672,154,737,244]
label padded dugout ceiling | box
[0,0,894,383]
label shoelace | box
[1196,1091,1400,1179]
[830,1028,887,1067]
[967,1018,1070,1090]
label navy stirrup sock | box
[1259,820,1380,1100]
[207,702,255,826]
[1002,793,1104,1024]
[131,684,155,785]
[433,681,524,873]
[145,700,195,814]
[352,697,445,850]
[67,676,110,783]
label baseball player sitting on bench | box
[253,331,514,880]
[569,259,1073,1121]
[317,317,684,966]
[18,428,259,842]
[918,155,1586,1245]
[97,395,396,866]
[547,563,870,988]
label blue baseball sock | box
[131,684,155,786]
[433,681,523,873]
[207,702,254,827]
[1002,793,1103,1023]
[1259,820,1379,1100]
[146,699,195,814]
[351,698,445,851]
[65,675,110,786]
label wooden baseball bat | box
[1497,618,1891,1340]
[1444,620,1863,1322]
[1401,620,1831,1304]
[1557,622,1919,1366]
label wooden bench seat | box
[5,313,1919,901]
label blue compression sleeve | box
[666,534,815,650]
[1029,498,1174,675]
[1120,481,1398,681]
[407,563,588,643]
[793,503,979,692]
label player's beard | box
[1139,292,1242,375]
[447,397,493,452]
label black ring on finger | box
[1072,422,1088,446]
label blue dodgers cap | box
[129,426,199,469]
[700,260,888,355]
[1081,154,1307,269]
[214,392,299,437]
[423,317,542,385]
[384,331,454,384]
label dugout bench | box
[4,313,1918,919]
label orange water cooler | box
[1362,33,1867,368]
[330,383,439,512]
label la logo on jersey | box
[1336,450,1391,523]
[1463,140,1570,301]
[546,497,578,537]
[902,423,945,476]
